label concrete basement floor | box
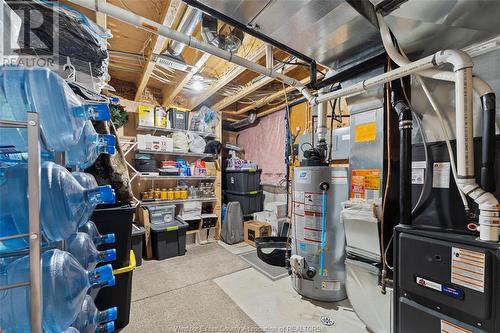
[122,242,368,333]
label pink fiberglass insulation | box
[237,109,286,185]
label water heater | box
[290,166,348,301]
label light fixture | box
[192,80,204,91]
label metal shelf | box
[0,114,42,332]
[140,197,217,206]
[137,174,216,181]
[136,125,217,138]
[136,149,216,159]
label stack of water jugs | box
[0,66,120,333]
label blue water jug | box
[78,220,115,247]
[0,162,115,251]
[0,249,114,333]
[0,66,110,152]
[72,295,117,333]
[67,232,116,270]
[66,121,116,169]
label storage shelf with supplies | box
[136,149,216,159]
[137,174,216,181]
[140,197,217,206]
[136,125,217,138]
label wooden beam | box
[188,44,267,110]
[212,64,296,111]
[257,96,304,118]
[162,52,211,106]
[225,75,316,116]
[134,0,185,102]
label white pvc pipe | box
[377,12,499,241]
[313,54,437,105]
[376,12,495,95]
[67,0,315,103]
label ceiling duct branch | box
[166,6,201,57]
[201,13,244,53]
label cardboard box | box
[253,212,288,236]
[244,220,271,247]
[137,134,173,152]
[264,201,288,218]
[205,162,217,176]
[138,105,155,127]
[223,130,239,145]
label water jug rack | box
[0,113,43,333]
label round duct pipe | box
[201,13,244,53]
[167,7,201,57]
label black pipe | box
[480,93,496,193]
[307,52,386,90]
[394,101,412,225]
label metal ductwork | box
[227,111,258,131]
[166,6,202,57]
[201,13,244,53]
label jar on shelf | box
[161,188,168,200]
[174,187,182,200]
[181,187,189,200]
[154,188,161,200]
[167,188,174,200]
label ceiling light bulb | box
[192,80,204,91]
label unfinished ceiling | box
[65,0,500,121]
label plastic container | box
[0,161,115,251]
[94,251,136,330]
[167,107,189,130]
[146,205,176,225]
[255,237,290,267]
[0,249,114,332]
[134,159,158,172]
[131,224,144,267]
[151,217,188,260]
[78,220,116,248]
[225,190,263,215]
[91,202,137,269]
[0,66,110,152]
[72,295,117,333]
[66,120,116,169]
[225,169,262,192]
[66,232,116,270]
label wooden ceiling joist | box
[134,0,186,101]
[226,75,315,116]
[188,44,267,110]
[212,64,296,111]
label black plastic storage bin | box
[91,202,137,269]
[226,190,263,215]
[151,217,188,260]
[255,237,290,267]
[226,169,262,192]
[167,107,189,130]
[95,251,136,330]
[131,224,144,267]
